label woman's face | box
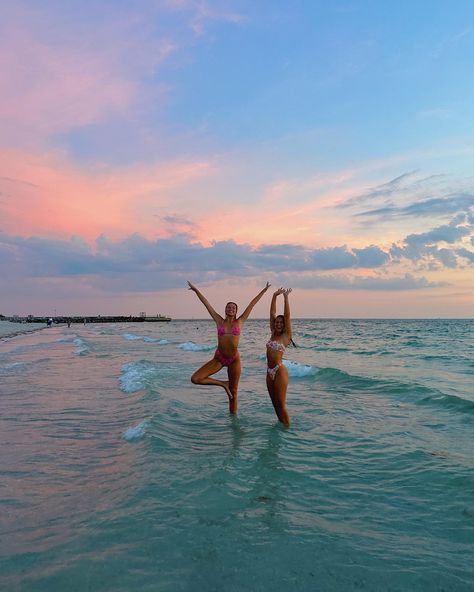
[274,316,285,333]
[225,302,238,317]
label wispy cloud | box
[358,193,474,219]
[339,171,455,212]
[0,176,39,188]
[163,0,247,35]
[0,5,178,145]
[338,170,421,208]
[287,273,446,291]
[0,148,212,239]
[417,107,454,120]
[161,214,198,235]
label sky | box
[1,0,473,319]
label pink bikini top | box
[217,322,241,336]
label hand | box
[274,287,284,296]
[264,281,271,290]
[187,281,197,292]
[283,288,292,296]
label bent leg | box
[270,366,290,426]
[191,358,233,401]
[227,356,241,414]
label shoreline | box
[0,322,48,341]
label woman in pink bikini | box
[187,281,270,414]
[266,287,293,426]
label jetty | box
[4,314,171,324]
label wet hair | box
[275,315,297,347]
[226,301,238,315]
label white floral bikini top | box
[266,339,286,353]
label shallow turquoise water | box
[1,319,473,591]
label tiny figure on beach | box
[188,281,271,414]
[266,288,294,426]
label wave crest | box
[285,360,319,377]
[119,360,161,393]
[123,420,148,441]
[177,341,214,352]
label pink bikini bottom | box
[214,349,239,367]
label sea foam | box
[177,341,214,352]
[122,420,148,441]
[123,333,170,344]
[119,360,162,393]
[285,360,319,378]
[123,333,144,341]
[0,361,29,375]
[73,338,89,355]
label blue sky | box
[50,0,474,165]
[0,0,473,317]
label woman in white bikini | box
[188,281,270,414]
[266,287,293,426]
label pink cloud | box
[0,10,177,146]
[191,170,389,249]
[0,148,212,240]
[0,29,132,133]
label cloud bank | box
[1,211,471,294]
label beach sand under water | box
[1,318,473,591]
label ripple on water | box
[2,319,474,592]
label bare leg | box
[191,358,233,401]
[267,366,290,426]
[266,371,275,402]
[227,356,241,415]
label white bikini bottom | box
[267,364,281,381]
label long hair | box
[275,314,297,347]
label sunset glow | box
[1,1,473,318]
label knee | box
[191,374,200,385]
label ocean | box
[1,319,473,591]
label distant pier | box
[5,314,172,324]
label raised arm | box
[283,288,292,340]
[238,282,271,323]
[187,281,222,323]
[270,287,284,331]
